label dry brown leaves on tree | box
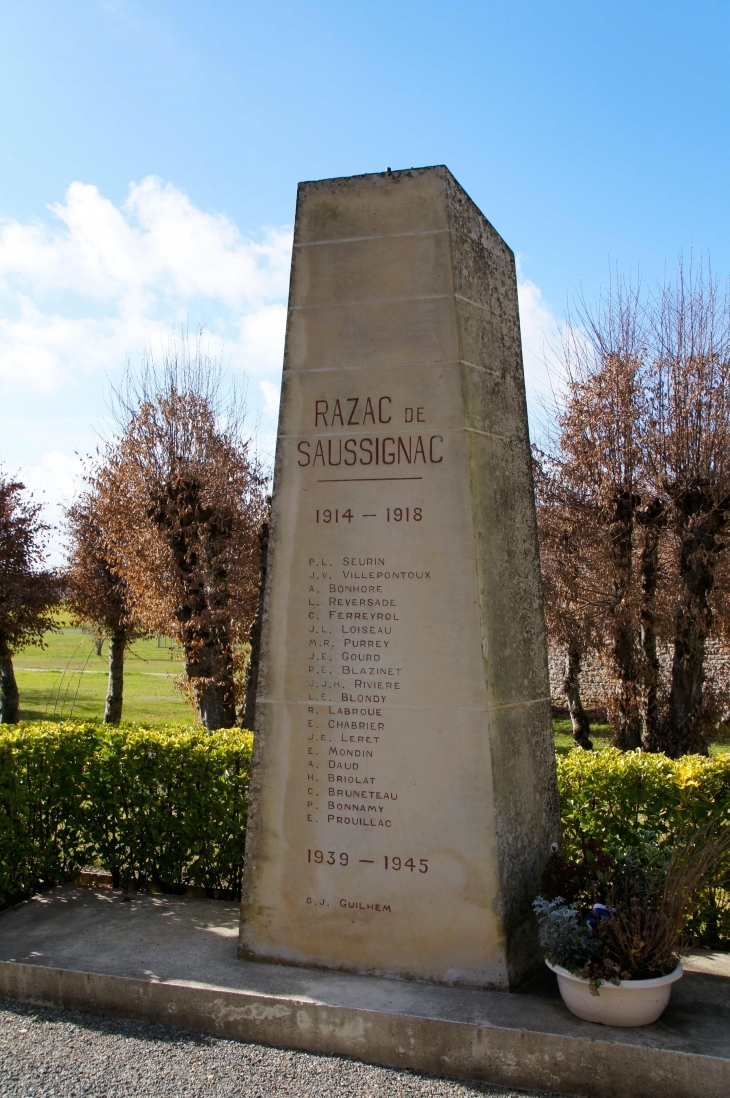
[538,257,730,756]
[90,338,268,730]
[65,486,147,723]
[0,475,62,723]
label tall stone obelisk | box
[238,166,560,989]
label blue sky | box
[1,1,729,557]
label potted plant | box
[534,823,730,1027]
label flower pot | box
[546,960,683,1027]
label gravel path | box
[0,999,564,1098]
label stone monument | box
[239,166,560,989]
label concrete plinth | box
[0,889,728,1098]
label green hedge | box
[0,722,252,908]
[557,748,730,946]
[1,725,728,948]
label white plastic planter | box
[546,960,683,1027]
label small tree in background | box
[548,281,647,749]
[643,260,730,755]
[94,335,267,730]
[702,550,730,732]
[65,487,145,724]
[0,476,62,723]
[241,507,270,733]
[542,259,730,756]
[534,455,604,749]
[634,496,669,747]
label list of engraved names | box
[293,390,443,916]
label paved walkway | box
[0,1000,561,1098]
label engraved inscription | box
[294,390,441,912]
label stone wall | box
[548,640,730,714]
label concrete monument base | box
[0,888,728,1098]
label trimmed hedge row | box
[1,725,728,946]
[557,748,730,946]
[0,722,252,907]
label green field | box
[552,717,730,756]
[9,627,730,748]
[13,627,191,725]
[552,718,611,756]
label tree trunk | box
[194,679,233,731]
[191,666,237,730]
[95,637,104,657]
[611,623,641,750]
[637,499,666,752]
[104,630,126,725]
[662,503,725,757]
[563,644,593,749]
[151,475,239,732]
[0,645,19,724]
[242,519,269,731]
[608,489,642,750]
[183,623,237,731]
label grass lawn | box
[11,624,730,747]
[12,627,192,725]
[552,718,730,756]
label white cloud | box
[0,299,141,389]
[234,304,287,376]
[260,379,281,420]
[0,176,292,558]
[20,449,81,502]
[18,451,85,566]
[0,182,560,418]
[517,273,563,440]
[517,277,560,393]
[0,176,292,390]
[0,185,564,553]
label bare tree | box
[634,497,668,746]
[96,334,267,730]
[241,507,270,732]
[550,279,647,749]
[65,487,145,724]
[543,259,730,756]
[0,476,62,723]
[534,453,604,748]
[643,258,730,755]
